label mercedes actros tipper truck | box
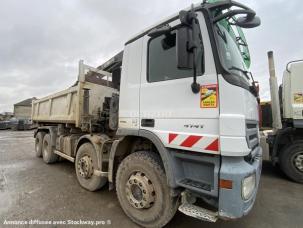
[32,1,262,227]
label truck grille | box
[246,120,259,150]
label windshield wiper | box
[229,66,259,98]
[236,36,247,47]
[215,24,227,44]
[228,66,250,79]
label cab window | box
[147,30,203,83]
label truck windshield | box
[214,19,251,81]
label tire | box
[35,132,46,157]
[279,141,303,183]
[75,143,107,191]
[42,134,58,164]
[116,151,179,228]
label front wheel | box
[116,151,179,228]
[279,141,303,183]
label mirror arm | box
[191,49,200,94]
[191,17,200,94]
[213,9,255,23]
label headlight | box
[242,173,256,200]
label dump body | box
[32,61,118,129]
[32,86,78,124]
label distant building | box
[14,97,36,119]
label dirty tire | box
[75,143,107,191]
[42,134,58,164]
[35,132,46,157]
[279,141,303,183]
[116,151,179,228]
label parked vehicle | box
[261,52,303,183]
[32,1,262,227]
[10,118,34,131]
[0,120,11,130]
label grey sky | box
[0,0,302,112]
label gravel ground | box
[0,130,302,228]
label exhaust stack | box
[267,51,282,131]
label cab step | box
[178,178,211,191]
[178,203,218,223]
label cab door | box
[139,13,220,154]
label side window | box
[148,29,203,83]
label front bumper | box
[218,146,262,219]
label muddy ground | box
[0,130,302,228]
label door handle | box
[141,119,155,127]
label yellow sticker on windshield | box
[201,84,218,108]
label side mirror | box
[177,6,203,94]
[235,16,261,28]
[176,26,193,69]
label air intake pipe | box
[267,51,282,131]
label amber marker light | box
[219,179,233,189]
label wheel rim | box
[293,152,303,172]
[77,155,94,179]
[126,171,155,209]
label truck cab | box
[117,0,262,222]
[33,1,262,227]
[282,61,303,126]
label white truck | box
[262,52,303,183]
[32,1,262,227]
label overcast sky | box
[0,0,302,113]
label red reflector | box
[219,179,233,189]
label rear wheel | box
[35,132,46,157]
[116,151,179,228]
[42,134,58,164]
[75,143,107,191]
[279,141,303,183]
